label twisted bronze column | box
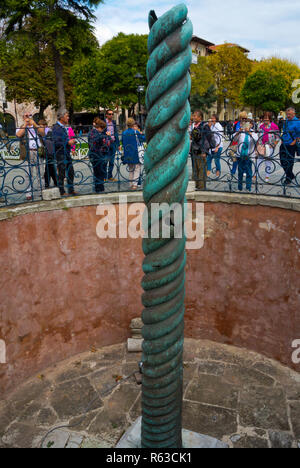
[141,4,193,449]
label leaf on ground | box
[113,375,123,383]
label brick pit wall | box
[0,194,299,395]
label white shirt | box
[16,126,41,150]
[211,122,224,148]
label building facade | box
[191,36,252,121]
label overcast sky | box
[95,0,300,64]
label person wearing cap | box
[52,110,77,196]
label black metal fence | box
[0,125,299,208]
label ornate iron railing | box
[0,125,299,207]
[190,126,300,198]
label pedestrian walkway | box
[0,339,299,448]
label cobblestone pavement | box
[0,339,299,448]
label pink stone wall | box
[185,203,300,371]
[0,202,299,395]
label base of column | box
[116,417,228,448]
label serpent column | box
[141,4,193,449]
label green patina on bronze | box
[141,4,193,449]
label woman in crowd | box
[207,114,223,178]
[257,112,280,182]
[234,120,258,192]
[88,118,111,193]
[229,111,249,176]
[68,125,76,158]
[122,118,145,190]
[133,122,145,187]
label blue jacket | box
[282,117,300,145]
[52,122,71,158]
[122,128,145,164]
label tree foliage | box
[190,57,215,96]
[71,33,149,112]
[0,0,103,110]
[248,57,300,112]
[207,44,252,111]
[190,85,218,113]
[190,56,218,113]
[240,70,287,114]
[0,21,73,114]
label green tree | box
[0,25,73,117]
[250,57,300,112]
[240,70,287,114]
[190,85,218,113]
[207,44,252,114]
[71,52,102,111]
[190,57,215,96]
[72,33,149,114]
[0,0,103,110]
[189,56,217,112]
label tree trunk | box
[38,102,49,120]
[52,44,66,111]
[217,97,222,117]
[69,101,74,125]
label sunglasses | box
[107,113,114,116]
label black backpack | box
[44,130,55,157]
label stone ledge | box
[0,191,299,222]
[192,191,300,211]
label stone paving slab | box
[0,339,299,448]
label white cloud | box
[94,0,300,65]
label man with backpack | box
[191,110,214,190]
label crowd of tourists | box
[0,106,299,200]
[0,109,145,200]
[190,107,300,192]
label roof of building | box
[191,35,215,47]
[209,43,250,54]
